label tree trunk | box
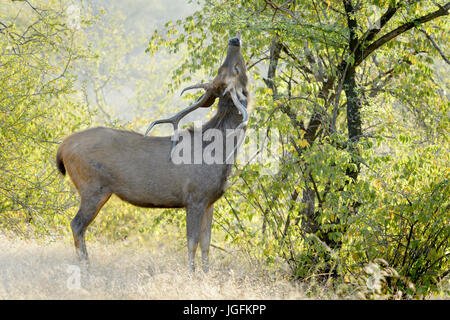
[342,64,362,182]
[300,185,318,233]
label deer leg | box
[199,204,214,273]
[186,202,208,273]
[71,190,111,262]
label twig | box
[419,28,450,65]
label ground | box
[0,234,313,299]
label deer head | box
[145,34,249,158]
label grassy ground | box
[0,233,321,300]
[1,233,448,299]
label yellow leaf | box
[299,139,309,148]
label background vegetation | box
[1,0,448,299]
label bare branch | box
[356,2,450,65]
[360,4,398,45]
[419,27,450,64]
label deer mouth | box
[228,37,240,47]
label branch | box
[343,0,358,51]
[304,111,322,144]
[263,36,283,96]
[360,4,398,44]
[247,56,270,70]
[320,0,345,16]
[419,28,450,64]
[281,43,313,76]
[0,21,9,33]
[356,2,450,65]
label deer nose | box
[228,37,240,47]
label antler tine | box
[144,118,171,136]
[145,92,211,136]
[225,85,249,163]
[180,82,212,96]
[144,109,184,137]
[228,86,248,133]
[145,90,217,160]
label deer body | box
[57,37,248,272]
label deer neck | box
[201,96,246,133]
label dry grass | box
[0,234,318,300]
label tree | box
[0,0,92,234]
[148,0,449,295]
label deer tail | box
[56,146,66,176]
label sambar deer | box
[56,35,249,272]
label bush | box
[342,144,449,297]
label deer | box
[56,35,249,272]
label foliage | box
[0,0,448,299]
[147,0,450,297]
[0,0,93,235]
[345,142,449,296]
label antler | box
[145,84,217,159]
[180,82,211,96]
[145,83,215,136]
[225,83,249,163]
[228,84,248,132]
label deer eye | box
[234,65,240,75]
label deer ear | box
[235,32,241,41]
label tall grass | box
[0,234,314,300]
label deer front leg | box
[186,202,208,273]
[199,204,214,273]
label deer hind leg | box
[71,189,111,262]
[199,204,214,273]
[186,202,208,273]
